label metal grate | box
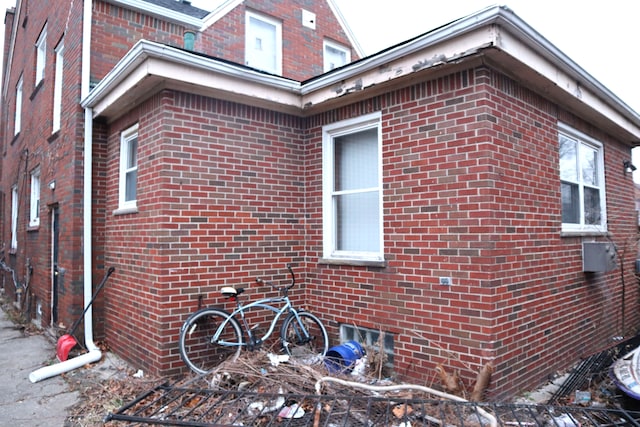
[549,335,640,404]
[105,381,640,427]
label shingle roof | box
[141,0,210,19]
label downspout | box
[29,0,99,382]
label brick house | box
[3,1,640,399]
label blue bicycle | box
[179,265,329,374]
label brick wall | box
[101,91,307,375]
[97,65,638,398]
[0,0,87,328]
[91,0,355,83]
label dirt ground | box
[0,297,632,427]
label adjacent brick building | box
[2,0,640,399]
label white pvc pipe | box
[30,0,99,383]
[314,377,498,427]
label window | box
[323,40,350,72]
[11,186,18,250]
[52,41,64,133]
[322,112,383,262]
[119,124,138,210]
[559,123,606,232]
[14,76,22,135]
[35,24,47,85]
[29,169,40,227]
[245,11,282,75]
[340,324,394,368]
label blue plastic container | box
[324,340,365,373]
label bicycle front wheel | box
[179,308,242,375]
[280,311,329,363]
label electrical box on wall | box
[582,242,617,272]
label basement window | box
[340,324,394,368]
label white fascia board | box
[201,0,244,31]
[325,0,365,58]
[82,40,302,117]
[301,26,494,105]
[303,4,640,139]
[105,0,202,28]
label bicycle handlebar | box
[255,264,296,294]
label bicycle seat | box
[221,287,245,298]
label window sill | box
[27,224,39,231]
[113,206,138,216]
[318,258,387,268]
[560,230,608,238]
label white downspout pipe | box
[30,0,99,383]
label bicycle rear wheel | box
[280,311,329,363]
[179,308,242,375]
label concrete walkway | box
[0,305,78,426]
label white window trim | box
[322,112,384,263]
[10,185,18,250]
[559,122,607,234]
[35,24,47,85]
[52,41,64,133]
[29,168,40,227]
[14,76,22,135]
[245,10,282,75]
[118,124,139,211]
[323,39,350,72]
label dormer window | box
[245,11,282,75]
[323,40,350,72]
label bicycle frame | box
[212,294,309,349]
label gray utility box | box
[582,242,617,272]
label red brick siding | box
[1,0,357,335]
[101,91,306,375]
[91,0,355,84]
[97,65,638,398]
[301,66,638,398]
[0,0,87,329]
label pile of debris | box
[105,346,499,427]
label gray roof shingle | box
[141,0,210,19]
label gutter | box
[29,0,99,382]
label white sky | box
[1,0,639,172]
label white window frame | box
[559,122,607,233]
[14,76,22,135]
[322,112,384,263]
[35,24,47,85]
[119,124,139,211]
[323,39,350,72]
[10,185,18,250]
[245,11,282,75]
[29,168,40,227]
[52,40,64,133]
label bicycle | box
[179,264,329,375]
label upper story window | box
[119,124,138,211]
[14,76,22,135]
[11,185,18,250]
[35,24,47,86]
[323,40,350,72]
[245,11,282,75]
[322,112,384,263]
[52,40,64,133]
[29,168,40,227]
[559,123,606,233]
